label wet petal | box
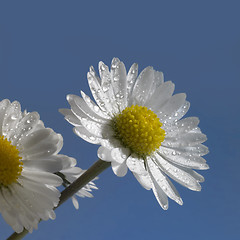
[126,154,147,175]
[147,157,183,205]
[146,161,168,210]
[132,67,155,105]
[154,153,203,191]
[111,147,131,164]
[110,58,127,111]
[111,161,128,177]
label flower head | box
[60,58,209,209]
[0,99,77,233]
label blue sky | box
[0,1,239,239]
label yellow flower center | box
[0,136,23,186]
[113,105,165,158]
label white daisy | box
[58,162,98,210]
[60,58,209,210]
[0,99,76,233]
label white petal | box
[68,94,107,123]
[145,81,175,111]
[159,147,208,169]
[162,143,209,157]
[80,91,111,119]
[143,70,165,106]
[19,128,52,149]
[154,153,202,191]
[147,158,183,205]
[87,66,114,114]
[80,118,113,139]
[22,131,63,158]
[2,101,22,137]
[126,155,147,175]
[163,101,190,124]
[23,157,66,173]
[20,170,63,186]
[153,70,164,86]
[126,63,138,102]
[111,147,131,164]
[164,117,200,137]
[111,161,128,177]
[61,167,82,177]
[59,109,81,126]
[48,210,56,220]
[72,196,79,209]
[133,172,152,190]
[0,99,10,134]
[163,132,207,148]
[57,155,77,169]
[146,161,168,210]
[158,93,186,122]
[74,126,101,144]
[110,58,127,111]
[4,187,38,222]
[59,108,72,117]
[1,187,37,232]
[174,166,205,183]
[97,146,114,162]
[183,144,209,156]
[131,66,155,105]
[98,61,119,113]
[13,183,57,214]
[101,137,121,150]
[76,190,93,198]
[10,112,40,145]
[1,207,23,233]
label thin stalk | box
[7,159,110,240]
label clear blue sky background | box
[0,1,239,240]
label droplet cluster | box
[0,136,23,186]
[113,105,165,158]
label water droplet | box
[113,76,119,82]
[100,64,105,71]
[102,84,109,92]
[89,136,96,141]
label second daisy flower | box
[60,58,209,209]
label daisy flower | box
[60,58,209,209]
[0,99,76,233]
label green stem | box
[6,229,28,240]
[6,159,111,240]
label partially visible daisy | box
[58,160,98,210]
[0,99,76,233]
[60,58,209,209]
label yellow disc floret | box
[112,105,165,158]
[0,136,23,186]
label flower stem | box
[6,159,111,240]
